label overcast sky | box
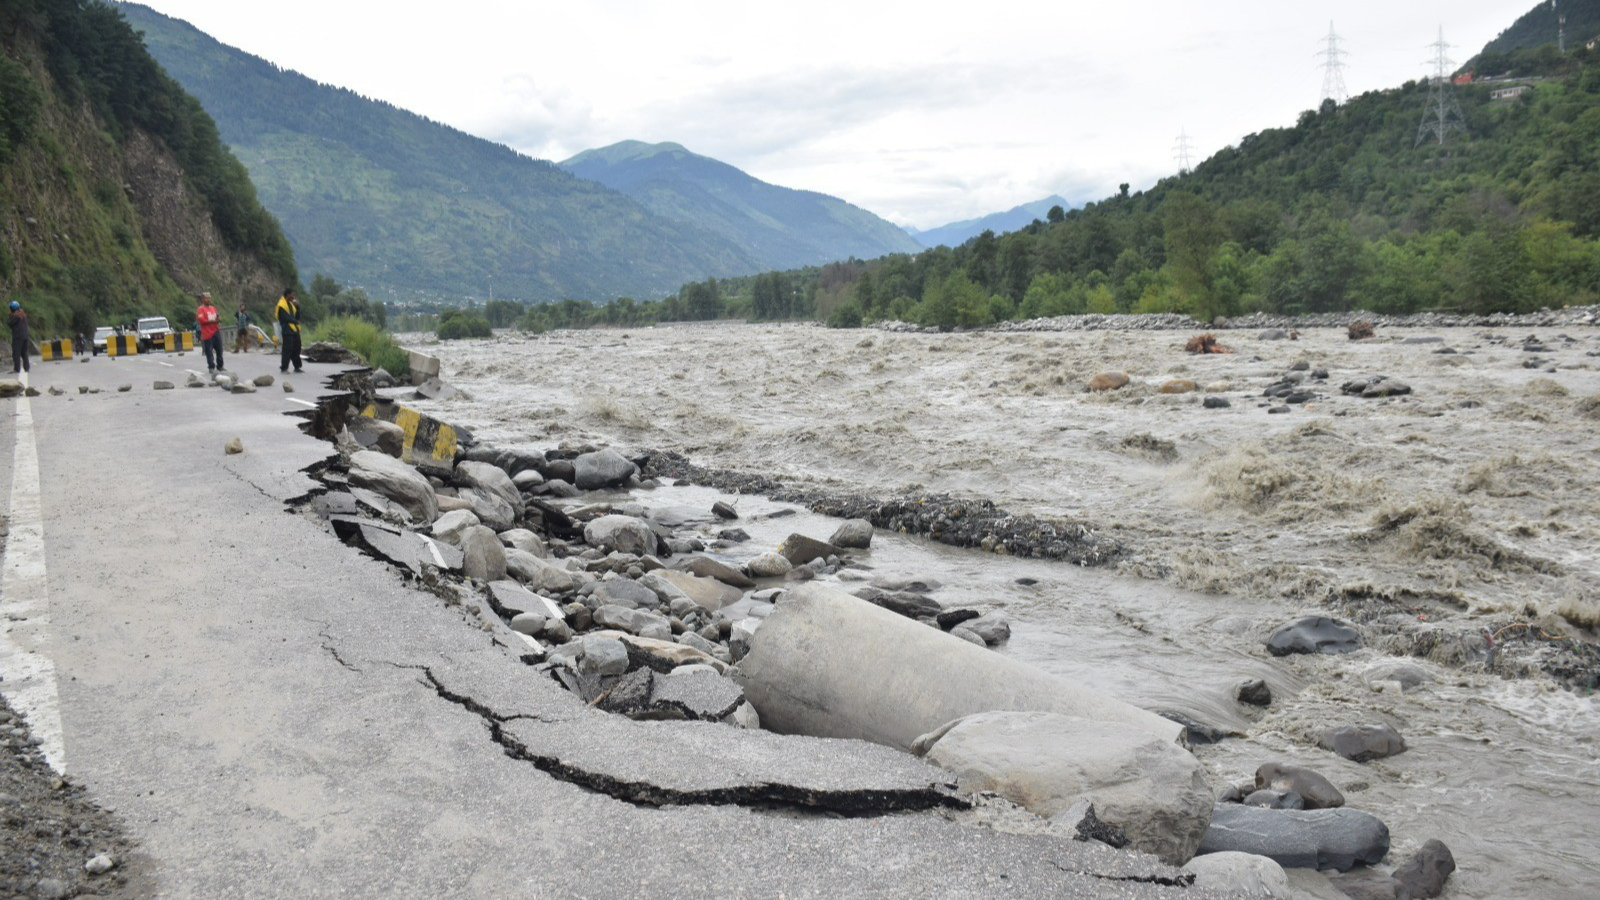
[125,0,1531,229]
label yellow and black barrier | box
[106,334,140,356]
[361,401,460,473]
[40,339,73,361]
[163,332,195,352]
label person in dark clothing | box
[233,304,251,353]
[275,288,303,373]
[7,300,30,373]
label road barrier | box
[163,332,195,352]
[106,335,140,357]
[40,339,73,361]
[360,400,459,473]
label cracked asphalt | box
[1,349,1240,899]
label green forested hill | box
[621,29,1600,329]
[1480,0,1600,57]
[117,3,763,302]
[0,0,295,339]
[560,141,923,269]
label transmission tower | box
[1559,13,1567,54]
[1415,26,1468,147]
[1173,128,1194,173]
[1318,21,1349,106]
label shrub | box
[437,309,492,340]
[308,315,410,377]
[826,302,863,328]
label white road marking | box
[0,393,66,772]
[158,361,174,367]
[287,398,317,407]
[421,536,449,567]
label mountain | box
[0,0,294,338]
[560,141,921,269]
[908,195,1071,248]
[116,3,762,302]
[1479,0,1600,58]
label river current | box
[400,322,1600,899]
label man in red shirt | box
[197,292,224,373]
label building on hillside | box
[1491,84,1531,101]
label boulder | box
[230,382,256,394]
[0,378,23,398]
[455,460,524,515]
[1183,851,1291,899]
[224,437,243,455]
[252,374,275,387]
[348,451,438,525]
[778,533,840,566]
[578,635,629,677]
[512,469,546,490]
[153,380,174,390]
[1243,790,1303,810]
[1088,371,1130,392]
[746,551,793,578]
[460,525,507,582]
[460,444,546,477]
[829,519,874,549]
[1255,763,1344,810]
[593,579,661,609]
[1236,678,1272,707]
[584,514,657,557]
[429,509,480,546]
[1203,396,1232,409]
[484,580,562,619]
[915,710,1212,866]
[573,447,638,490]
[680,556,755,589]
[498,528,548,558]
[712,500,739,520]
[736,584,1184,752]
[458,487,516,531]
[962,610,1012,645]
[511,555,582,595]
[503,548,552,584]
[1196,804,1390,872]
[350,417,407,458]
[655,570,742,612]
[619,634,728,674]
[1266,616,1360,656]
[1318,724,1407,763]
[509,613,547,636]
[1392,839,1455,899]
[1159,379,1198,394]
[853,587,942,619]
[303,340,361,364]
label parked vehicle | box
[91,325,116,355]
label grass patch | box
[308,316,410,377]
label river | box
[400,321,1600,899]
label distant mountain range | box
[561,141,920,269]
[907,195,1072,248]
[116,4,915,300]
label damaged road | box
[0,354,1229,899]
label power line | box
[1415,25,1468,147]
[1173,128,1194,174]
[1318,21,1349,106]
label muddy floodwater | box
[403,322,1600,899]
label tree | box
[1047,205,1066,224]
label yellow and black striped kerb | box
[106,334,140,356]
[40,339,74,361]
[360,401,460,473]
[163,332,195,352]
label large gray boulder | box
[503,547,549,584]
[455,460,524,516]
[1318,724,1407,763]
[458,487,516,531]
[1196,804,1390,872]
[349,417,406,458]
[511,554,582,595]
[498,528,548,558]
[460,525,508,582]
[829,519,874,549]
[573,448,638,490]
[429,509,480,546]
[594,579,661,609]
[746,552,792,578]
[584,514,656,556]
[914,711,1212,866]
[735,584,1183,751]
[1256,762,1344,810]
[348,451,438,525]
[1183,851,1291,898]
[654,570,742,612]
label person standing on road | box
[233,304,252,353]
[197,292,224,372]
[7,300,30,374]
[275,287,303,373]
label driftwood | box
[1348,321,1375,340]
[1185,333,1233,354]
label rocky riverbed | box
[369,316,1600,900]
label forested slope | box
[119,3,763,302]
[0,0,295,339]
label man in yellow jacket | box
[275,287,303,373]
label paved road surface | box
[1,346,1228,899]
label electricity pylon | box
[1415,26,1468,147]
